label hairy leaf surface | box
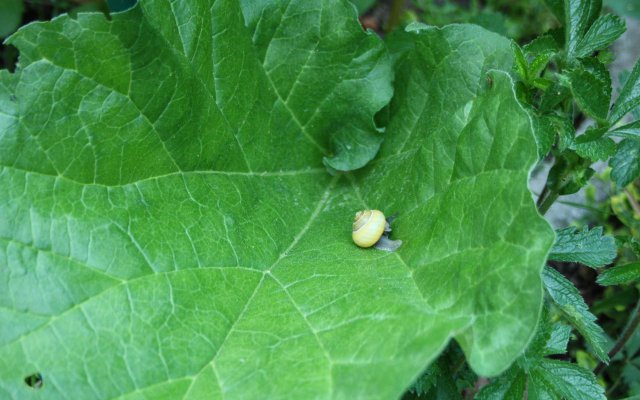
[568,59,611,122]
[565,0,603,58]
[476,304,600,400]
[573,13,625,58]
[611,57,640,123]
[543,266,609,363]
[597,262,640,285]
[528,359,606,400]
[549,226,616,268]
[0,3,553,399]
[611,138,640,188]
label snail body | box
[352,210,387,248]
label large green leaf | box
[0,2,553,398]
[366,23,554,375]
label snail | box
[352,210,402,252]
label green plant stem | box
[536,185,549,207]
[386,0,405,33]
[538,190,560,215]
[594,299,640,375]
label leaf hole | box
[24,373,43,389]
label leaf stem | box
[594,299,640,375]
[386,0,405,33]
[536,185,550,208]
[538,190,560,215]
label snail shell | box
[352,210,386,248]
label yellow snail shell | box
[352,210,386,248]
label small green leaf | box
[597,48,616,64]
[529,359,606,400]
[582,57,613,84]
[532,114,558,157]
[475,367,526,400]
[574,13,626,58]
[549,226,617,267]
[546,114,576,151]
[524,305,571,358]
[543,266,610,362]
[597,262,640,285]
[609,120,640,138]
[574,136,616,160]
[512,42,529,82]
[540,82,572,113]
[409,357,462,399]
[624,237,640,258]
[545,322,573,355]
[547,156,595,195]
[523,35,560,57]
[478,306,596,400]
[610,57,640,123]
[409,363,440,396]
[525,305,573,357]
[611,138,640,187]
[530,51,556,78]
[0,0,23,38]
[565,0,604,58]
[532,77,554,90]
[568,60,612,121]
[523,306,555,359]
